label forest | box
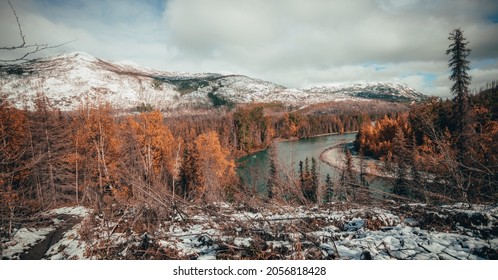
[0,94,407,238]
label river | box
[237,133,352,193]
[237,132,392,197]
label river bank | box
[319,142,392,178]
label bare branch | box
[5,0,26,49]
[0,0,73,62]
[0,41,73,63]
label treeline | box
[355,87,498,203]
[168,105,379,155]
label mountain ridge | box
[0,52,428,111]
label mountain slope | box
[0,52,427,111]
[307,83,427,102]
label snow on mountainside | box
[0,52,427,111]
[307,82,427,102]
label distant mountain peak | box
[46,51,98,63]
[1,52,428,111]
[307,82,426,102]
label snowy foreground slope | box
[2,203,496,260]
[0,52,426,111]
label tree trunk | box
[45,129,56,206]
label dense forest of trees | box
[167,104,391,156]
[0,96,391,237]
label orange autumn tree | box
[0,103,28,187]
[355,113,411,159]
[193,131,237,201]
[71,104,121,211]
[0,101,29,237]
[124,111,177,199]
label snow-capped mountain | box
[307,82,427,103]
[0,52,427,111]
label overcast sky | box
[1,0,498,97]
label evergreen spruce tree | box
[324,173,333,203]
[310,157,319,203]
[266,145,278,199]
[446,28,473,161]
[299,160,305,190]
[359,147,367,187]
[409,136,424,201]
[446,28,476,202]
[345,148,356,200]
[178,144,199,200]
[392,127,410,197]
[300,156,319,203]
[302,157,311,199]
[304,157,310,181]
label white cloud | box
[1,0,497,97]
[160,0,498,95]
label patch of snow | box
[2,227,54,259]
[47,206,91,218]
[8,202,489,260]
[344,219,365,231]
[234,237,252,247]
[44,224,87,260]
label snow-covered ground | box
[1,206,91,260]
[4,202,494,260]
[1,227,54,259]
[155,203,497,260]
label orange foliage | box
[0,104,28,197]
[0,105,28,164]
[127,111,177,179]
[356,113,411,159]
[71,104,122,198]
[193,131,236,201]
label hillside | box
[0,52,427,111]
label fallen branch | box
[108,205,130,237]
